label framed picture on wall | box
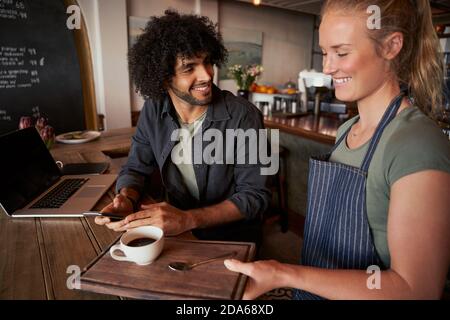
[128,16,150,48]
[128,16,150,112]
[219,27,263,80]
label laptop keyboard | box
[30,178,89,209]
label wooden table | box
[1,127,248,300]
[0,128,135,299]
[51,127,135,162]
[0,120,338,299]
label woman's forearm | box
[279,264,441,300]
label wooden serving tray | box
[78,237,255,300]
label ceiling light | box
[253,0,261,6]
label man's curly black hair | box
[128,9,228,101]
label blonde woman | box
[225,0,450,299]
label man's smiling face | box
[167,52,214,107]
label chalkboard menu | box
[0,0,87,135]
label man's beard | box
[170,82,212,106]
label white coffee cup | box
[109,226,164,265]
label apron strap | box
[328,89,407,164]
[360,91,406,172]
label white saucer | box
[56,130,101,144]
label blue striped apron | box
[294,92,405,300]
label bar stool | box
[266,145,289,233]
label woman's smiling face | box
[319,12,391,103]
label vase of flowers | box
[228,64,263,100]
[19,116,55,149]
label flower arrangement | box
[228,64,263,91]
[19,116,55,149]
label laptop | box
[0,127,117,218]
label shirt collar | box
[161,84,231,122]
[161,95,172,119]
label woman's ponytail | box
[407,0,444,118]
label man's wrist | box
[118,188,140,211]
[186,208,200,230]
[125,195,138,211]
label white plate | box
[56,130,101,144]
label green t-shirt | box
[174,111,207,200]
[329,106,450,267]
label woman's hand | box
[224,259,286,300]
[94,194,134,231]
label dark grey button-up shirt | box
[116,85,271,242]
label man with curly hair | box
[95,10,271,245]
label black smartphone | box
[83,211,125,221]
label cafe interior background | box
[77,0,450,228]
[1,0,449,300]
[76,0,450,296]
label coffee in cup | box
[109,226,164,265]
[126,237,156,247]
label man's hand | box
[114,202,196,236]
[94,194,134,231]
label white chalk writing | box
[0,46,42,89]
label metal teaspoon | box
[168,251,238,271]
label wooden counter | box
[132,109,342,145]
[264,114,343,145]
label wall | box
[218,0,314,94]
[77,0,102,122]
[78,0,315,124]
[78,0,131,130]
[127,0,196,16]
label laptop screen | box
[0,127,61,213]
